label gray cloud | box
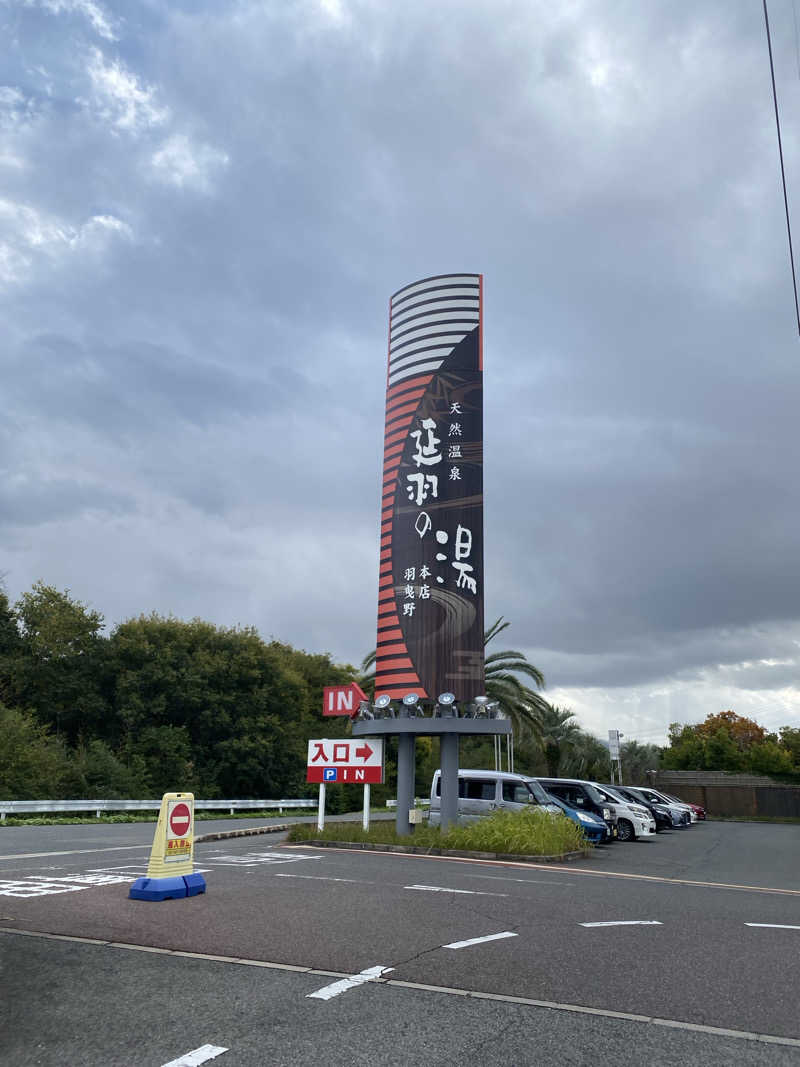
[2,0,800,738]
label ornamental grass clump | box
[437,807,587,855]
[288,807,589,857]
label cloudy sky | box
[3,0,800,744]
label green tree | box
[560,729,611,781]
[778,727,800,769]
[0,586,21,706]
[619,739,661,785]
[11,581,108,743]
[0,703,70,798]
[483,617,547,739]
[747,741,795,777]
[538,703,581,776]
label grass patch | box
[288,807,590,857]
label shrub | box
[288,807,588,856]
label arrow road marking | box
[404,884,507,897]
[443,931,518,949]
[580,921,663,928]
[744,923,800,930]
[306,965,393,1000]
[160,1045,228,1067]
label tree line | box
[3,580,795,804]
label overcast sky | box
[3,0,800,745]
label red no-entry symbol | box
[169,802,191,837]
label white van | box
[428,769,562,826]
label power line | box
[763,0,800,338]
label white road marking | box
[0,880,86,898]
[160,1044,228,1067]
[580,921,663,928]
[443,931,518,949]
[0,845,150,861]
[306,965,393,1000]
[404,884,507,897]
[205,851,321,867]
[465,874,574,887]
[744,923,800,930]
[274,874,371,884]
[4,929,800,1051]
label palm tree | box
[484,617,546,740]
[539,703,581,776]
[356,616,547,738]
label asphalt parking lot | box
[1,819,799,1066]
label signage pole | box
[362,784,370,830]
[317,783,326,832]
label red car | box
[664,792,706,820]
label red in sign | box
[323,682,368,717]
[169,802,192,837]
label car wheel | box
[617,818,635,842]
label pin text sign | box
[306,738,384,784]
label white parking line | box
[443,932,517,949]
[580,921,663,928]
[404,884,507,897]
[274,874,372,884]
[306,965,393,1000]
[160,1044,228,1067]
[744,923,800,930]
[0,845,150,861]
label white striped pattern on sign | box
[388,273,480,387]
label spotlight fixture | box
[373,693,393,719]
[435,692,457,717]
[486,700,500,719]
[357,700,373,720]
[400,692,420,717]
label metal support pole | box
[317,783,326,832]
[395,734,415,836]
[362,783,370,831]
[506,734,511,774]
[440,732,459,831]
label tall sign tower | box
[375,273,485,701]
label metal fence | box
[0,798,317,821]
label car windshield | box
[595,785,625,804]
[524,779,550,805]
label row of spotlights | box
[357,693,502,720]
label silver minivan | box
[428,769,561,825]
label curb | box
[293,840,589,863]
[195,823,293,843]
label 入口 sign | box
[306,738,384,784]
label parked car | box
[661,792,706,820]
[598,784,673,832]
[533,778,618,839]
[428,769,563,826]
[543,792,611,844]
[631,786,693,826]
[589,783,657,841]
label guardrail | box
[0,799,317,821]
[386,798,430,808]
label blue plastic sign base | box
[129,873,207,901]
[183,872,206,897]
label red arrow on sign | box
[355,743,374,761]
